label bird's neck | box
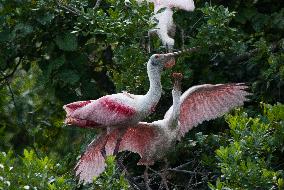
[168,89,181,130]
[141,66,162,111]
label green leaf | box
[0,30,11,42]
[37,12,55,25]
[278,178,284,189]
[59,70,80,85]
[48,55,65,75]
[55,33,78,51]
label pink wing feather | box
[63,100,92,116]
[63,95,137,128]
[119,123,159,165]
[75,123,159,183]
[75,129,120,183]
[178,83,250,137]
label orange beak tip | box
[164,58,176,68]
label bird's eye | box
[155,55,159,59]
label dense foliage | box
[0,0,283,189]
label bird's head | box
[149,54,175,71]
[149,48,198,72]
[172,72,183,92]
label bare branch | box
[116,154,144,190]
[144,166,152,190]
[159,160,170,190]
[0,61,21,85]
[167,168,208,175]
[231,49,259,64]
[231,41,279,64]
[56,0,81,16]
[172,160,195,170]
[94,0,103,9]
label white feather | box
[125,0,195,48]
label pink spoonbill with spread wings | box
[74,73,251,183]
[63,49,195,129]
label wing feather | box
[165,0,195,11]
[64,94,137,128]
[178,83,251,138]
[74,123,159,183]
[119,123,159,165]
[75,130,120,183]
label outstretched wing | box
[74,123,159,183]
[63,100,92,116]
[63,94,137,128]
[175,83,250,138]
[75,130,119,183]
[119,123,160,165]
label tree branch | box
[231,49,259,64]
[167,168,208,175]
[116,153,144,190]
[231,41,280,64]
[0,60,21,85]
[144,166,152,190]
[56,0,81,16]
[94,0,103,9]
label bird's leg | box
[159,159,170,190]
[144,165,152,190]
[99,130,109,159]
[100,127,114,158]
[113,128,127,155]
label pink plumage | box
[63,53,177,129]
[71,73,251,184]
[119,124,160,165]
[74,124,160,183]
[64,95,137,128]
[75,130,119,183]
[177,83,250,137]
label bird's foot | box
[144,165,152,190]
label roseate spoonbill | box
[74,74,251,183]
[63,49,195,129]
[125,0,195,48]
[74,72,183,183]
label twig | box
[56,1,81,16]
[231,41,279,64]
[167,168,207,175]
[0,70,17,111]
[181,29,185,49]
[144,166,152,190]
[172,160,195,170]
[94,0,103,9]
[116,154,143,190]
[190,17,202,33]
[5,82,16,110]
[231,49,259,64]
[159,160,170,190]
[0,61,21,84]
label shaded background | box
[0,0,283,189]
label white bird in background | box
[125,0,195,49]
[74,72,251,183]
